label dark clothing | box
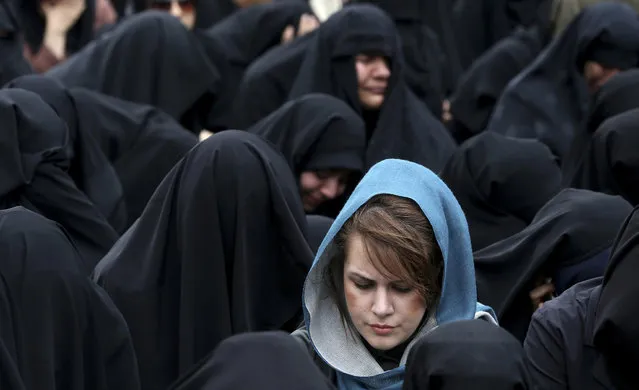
[0,207,140,390]
[94,131,313,390]
[440,132,561,251]
[563,69,639,186]
[197,2,313,130]
[487,2,639,161]
[568,108,639,206]
[47,11,221,133]
[305,215,334,254]
[288,4,455,171]
[347,0,446,116]
[232,31,315,128]
[169,332,336,390]
[7,74,198,230]
[404,320,531,390]
[449,27,545,142]
[524,278,612,390]
[0,1,33,86]
[475,189,631,342]
[0,89,118,269]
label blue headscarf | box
[301,159,495,389]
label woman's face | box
[343,234,427,350]
[151,0,196,30]
[355,54,390,110]
[299,170,350,212]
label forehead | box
[344,234,394,281]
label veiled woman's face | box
[299,170,350,212]
[151,0,196,30]
[355,54,390,110]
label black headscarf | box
[0,206,140,390]
[403,320,530,390]
[306,214,334,254]
[487,2,639,161]
[440,132,561,251]
[0,89,118,269]
[247,93,366,176]
[194,0,237,29]
[568,109,639,206]
[7,74,199,229]
[197,2,313,130]
[6,74,127,232]
[594,205,639,390]
[475,188,632,341]
[46,11,221,133]
[20,0,96,56]
[563,69,639,184]
[452,0,552,72]
[231,30,314,128]
[169,331,336,390]
[288,4,456,171]
[93,130,314,390]
[0,1,33,86]
[347,0,445,117]
[449,27,546,142]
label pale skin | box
[299,170,350,212]
[41,0,86,59]
[343,234,427,351]
[355,54,390,110]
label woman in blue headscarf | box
[293,159,495,389]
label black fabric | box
[197,2,312,130]
[452,0,552,72]
[93,130,314,390]
[195,0,237,29]
[306,215,334,254]
[475,188,632,342]
[247,93,366,176]
[347,0,445,117]
[523,278,612,389]
[563,69,639,185]
[440,132,561,251]
[594,205,639,390]
[0,207,140,390]
[7,75,198,230]
[0,88,118,269]
[169,332,336,390]
[6,74,127,233]
[19,0,96,55]
[404,320,530,390]
[569,109,639,206]
[288,4,456,171]
[231,30,315,129]
[46,11,221,133]
[0,2,33,86]
[487,2,639,161]
[449,27,545,142]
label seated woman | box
[293,159,495,389]
[404,319,531,390]
[524,205,639,389]
[247,93,366,215]
[169,332,335,390]
[0,207,139,389]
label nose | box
[319,178,343,200]
[170,1,183,17]
[371,288,394,318]
[372,58,390,79]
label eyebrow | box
[346,270,404,285]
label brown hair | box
[325,194,444,333]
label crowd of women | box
[1,0,638,388]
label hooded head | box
[403,320,530,390]
[302,159,493,388]
[594,205,639,389]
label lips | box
[370,324,395,336]
[365,87,387,95]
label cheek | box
[344,283,365,315]
[355,63,367,85]
[400,294,427,321]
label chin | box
[363,334,402,351]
